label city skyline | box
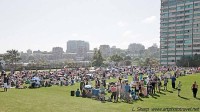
[0,0,160,53]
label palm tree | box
[4,49,21,71]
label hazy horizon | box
[0,0,160,53]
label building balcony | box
[185,18,193,21]
[168,57,175,60]
[168,53,176,56]
[176,24,185,26]
[169,10,177,13]
[193,32,200,35]
[168,6,176,8]
[176,57,181,60]
[168,62,176,65]
[194,11,200,14]
[194,1,200,3]
[176,18,185,21]
[168,29,175,31]
[176,29,184,31]
[184,52,192,55]
[176,14,185,17]
[193,52,200,55]
[193,21,200,24]
[193,47,200,50]
[194,16,200,19]
[168,39,175,41]
[161,62,168,65]
[169,34,176,36]
[161,7,168,10]
[185,13,193,16]
[185,2,194,5]
[169,19,176,22]
[168,48,175,51]
[184,23,193,26]
[176,53,184,55]
[160,26,168,28]
[176,43,184,45]
[169,15,176,18]
[184,48,192,50]
[177,4,184,7]
[193,42,200,45]
[176,47,184,50]
[161,57,167,60]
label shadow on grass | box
[166,90,173,93]
[142,96,149,98]
[179,96,190,100]
[158,92,166,95]
[138,97,144,101]
[195,97,200,100]
[0,91,5,92]
[149,94,158,99]
[154,94,160,97]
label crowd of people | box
[0,66,199,103]
[68,66,199,103]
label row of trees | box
[1,49,160,70]
[177,54,200,67]
[91,49,159,67]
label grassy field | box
[0,74,200,112]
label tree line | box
[177,54,200,67]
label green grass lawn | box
[0,74,200,112]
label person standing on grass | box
[111,85,117,103]
[191,81,198,98]
[177,81,182,97]
[164,77,168,91]
[171,75,176,90]
[124,82,130,101]
[151,79,156,94]
[3,74,9,92]
[157,79,162,93]
[80,80,85,94]
[100,83,105,101]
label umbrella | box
[86,74,93,77]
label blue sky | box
[0,0,160,53]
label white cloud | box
[122,30,132,37]
[117,21,128,27]
[71,33,79,37]
[142,16,157,24]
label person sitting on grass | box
[86,89,92,98]
[82,89,86,98]
[76,89,80,97]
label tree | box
[110,54,123,66]
[124,56,132,60]
[92,50,104,67]
[143,57,159,67]
[124,60,132,66]
[3,49,21,71]
[177,54,200,67]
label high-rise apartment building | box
[160,0,200,65]
[99,45,111,58]
[66,40,89,57]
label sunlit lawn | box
[0,74,200,112]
